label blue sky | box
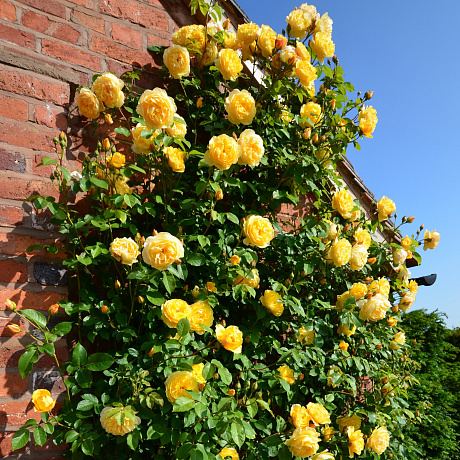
[236,0,460,328]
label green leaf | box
[76,399,94,411]
[90,177,108,189]
[33,426,48,446]
[86,353,114,371]
[65,430,79,443]
[226,213,239,225]
[212,360,232,385]
[72,343,87,367]
[75,369,92,387]
[41,157,57,166]
[127,431,139,450]
[11,429,30,451]
[51,322,72,337]
[81,439,94,456]
[21,309,47,329]
[278,445,291,460]
[59,166,71,182]
[18,349,39,379]
[187,253,206,266]
[177,317,191,337]
[202,362,216,380]
[21,419,38,429]
[123,194,137,208]
[146,292,165,306]
[114,126,131,137]
[231,422,245,448]
[173,396,195,412]
[162,272,176,294]
[43,343,55,356]
[177,443,194,459]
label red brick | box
[0,233,64,258]
[0,0,16,22]
[0,345,68,368]
[34,104,68,130]
[111,22,143,49]
[0,119,57,153]
[100,0,168,31]
[20,0,66,19]
[72,9,105,33]
[42,39,101,70]
[0,147,26,173]
[0,205,23,227]
[0,260,28,283]
[0,400,41,427]
[148,33,170,48]
[0,371,29,396]
[0,176,60,201]
[0,67,70,105]
[21,9,52,33]
[0,94,29,121]
[90,34,152,66]
[0,23,35,49]
[51,23,81,45]
[0,317,26,338]
[0,431,27,457]
[34,435,68,452]
[66,0,94,7]
[32,153,57,177]
[0,288,66,313]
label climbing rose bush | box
[9,1,439,458]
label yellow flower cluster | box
[161,298,214,334]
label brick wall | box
[0,0,208,457]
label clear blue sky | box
[236,0,460,328]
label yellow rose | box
[131,123,158,154]
[366,426,390,454]
[106,152,125,169]
[332,189,354,219]
[314,12,333,36]
[237,129,264,166]
[390,331,406,350]
[322,219,338,241]
[295,60,317,88]
[337,414,361,432]
[337,322,356,337]
[163,146,186,173]
[137,88,177,130]
[359,294,391,322]
[165,370,199,403]
[327,366,342,387]
[387,317,397,327]
[311,451,334,460]
[401,236,412,250]
[204,134,240,170]
[347,426,364,458]
[423,229,440,250]
[339,341,349,351]
[216,324,243,353]
[331,238,352,267]
[165,115,187,138]
[237,22,260,44]
[290,404,312,429]
[310,32,335,63]
[191,363,206,385]
[114,176,132,196]
[280,45,298,65]
[233,269,260,289]
[368,277,390,297]
[396,265,411,284]
[295,41,310,61]
[172,24,206,55]
[229,255,240,265]
[277,365,295,385]
[350,282,367,300]
[218,447,239,460]
[321,427,335,442]
[77,88,104,119]
[92,72,124,108]
[223,32,241,50]
[163,44,190,79]
[335,291,351,309]
[32,389,56,412]
[189,300,214,335]
[316,148,332,168]
[260,290,283,317]
[306,402,331,425]
[201,40,218,66]
[225,89,256,126]
[142,232,184,271]
[358,105,378,138]
[393,248,407,266]
[354,228,371,248]
[100,406,141,435]
[408,280,418,294]
[377,196,396,221]
[285,427,321,458]
[258,25,277,57]
[286,9,311,40]
[214,49,243,81]
[242,215,274,248]
[109,237,140,265]
[298,327,315,345]
[161,299,191,328]
[350,244,368,271]
[300,102,322,128]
